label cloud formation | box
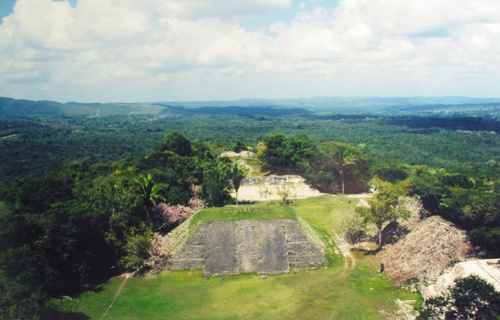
[0,0,499,102]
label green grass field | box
[63,196,421,319]
[191,204,296,224]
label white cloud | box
[0,0,499,102]
[158,0,291,19]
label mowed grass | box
[77,262,417,320]
[293,194,364,236]
[191,204,296,224]
[72,196,420,320]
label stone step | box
[168,219,325,275]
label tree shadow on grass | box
[41,308,90,320]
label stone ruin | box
[168,219,325,275]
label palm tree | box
[200,159,232,207]
[229,163,248,205]
[135,173,166,220]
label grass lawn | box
[191,204,296,225]
[65,195,421,319]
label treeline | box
[0,132,239,319]
[1,109,499,192]
[384,116,500,134]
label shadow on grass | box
[90,285,104,294]
[41,308,90,320]
[352,247,381,256]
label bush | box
[418,275,500,320]
[342,210,365,245]
[120,223,153,271]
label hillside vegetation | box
[0,97,499,319]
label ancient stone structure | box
[419,259,500,300]
[169,219,324,275]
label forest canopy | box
[0,98,499,318]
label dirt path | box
[0,134,18,139]
[100,273,131,320]
[332,230,356,280]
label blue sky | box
[0,0,16,19]
[1,0,77,20]
[238,0,340,30]
[1,0,499,103]
[0,0,340,34]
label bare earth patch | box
[233,175,324,202]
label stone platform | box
[169,219,324,276]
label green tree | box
[135,173,166,220]
[83,175,131,217]
[342,210,365,245]
[233,140,247,153]
[0,204,48,320]
[119,223,153,271]
[355,177,409,248]
[200,159,232,207]
[228,163,248,205]
[406,166,445,212]
[369,159,409,183]
[311,141,369,194]
[286,134,315,168]
[260,133,287,168]
[259,133,315,170]
[418,275,500,320]
[161,131,192,156]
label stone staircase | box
[168,219,325,275]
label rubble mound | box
[419,259,500,300]
[168,219,325,275]
[379,215,472,283]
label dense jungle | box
[0,96,499,319]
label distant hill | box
[0,97,169,116]
[0,97,64,116]
[160,105,311,116]
[0,97,312,117]
[1,96,500,117]
[163,96,500,110]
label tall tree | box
[313,141,368,194]
[259,133,315,170]
[228,163,248,205]
[200,159,232,207]
[233,140,247,153]
[285,134,315,168]
[355,177,409,248]
[260,133,287,168]
[161,131,192,156]
[119,223,153,272]
[134,173,166,220]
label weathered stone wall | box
[168,219,324,275]
[234,175,323,201]
[419,259,500,300]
